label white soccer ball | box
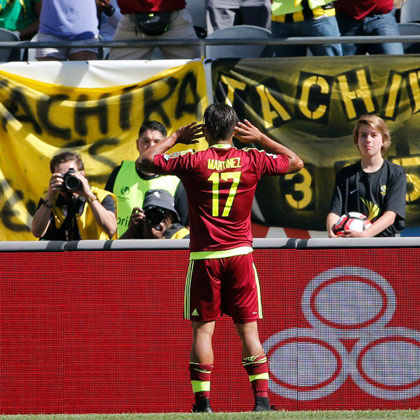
[333,212,372,236]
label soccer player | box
[138,103,304,412]
[327,114,406,237]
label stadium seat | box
[398,23,420,53]
[0,28,21,62]
[186,0,207,38]
[400,0,420,23]
[205,25,272,59]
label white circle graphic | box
[350,328,420,400]
[263,328,349,400]
[302,267,396,338]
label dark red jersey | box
[153,144,289,253]
[117,0,186,14]
[334,0,393,20]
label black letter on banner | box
[0,79,13,131]
[175,71,200,119]
[88,137,120,184]
[0,182,30,232]
[74,94,109,136]
[143,77,178,127]
[26,198,37,217]
[381,71,404,121]
[336,67,378,121]
[63,139,86,148]
[7,87,42,134]
[37,94,72,140]
[295,72,333,124]
[404,68,420,116]
[119,87,134,131]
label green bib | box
[113,160,180,237]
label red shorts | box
[184,253,263,324]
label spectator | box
[326,115,406,238]
[206,0,271,35]
[334,0,404,55]
[105,120,188,238]
[31,151,117,240]
[108,0,199,60]
[120,189,190,239]
[36,0,100,61]
[0,0,41,40]
[97,0,122,42]
[271,0,342,57]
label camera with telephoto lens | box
[62,168,81,192]
[145,206,166,229]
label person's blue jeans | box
[271,15,342,57]
[336,9,404,55]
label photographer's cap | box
[143,189,180,221]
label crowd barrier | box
[1,238,420,413]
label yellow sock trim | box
[249,373,269,382]
[191,380,211,393]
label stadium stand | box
[0,28,21,61]
[398,22,420,53]
[205,24,272,58]
[400,0,420,23]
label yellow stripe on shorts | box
[184,260,194,319]
[253,263,263,319]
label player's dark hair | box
[353,114,391,155]
[139,121,167,137]
[50,151,84,173]
[204,103,239,141]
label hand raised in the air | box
[174,122,204,145]
[234,119,263,144]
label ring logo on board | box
[263,266,420,401]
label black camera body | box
[62,168,81,192]
[145,206,166,229]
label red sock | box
[189,362,213,401]
[242,355,269,398]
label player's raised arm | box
[138,122,204,173]
[235,119,303,174]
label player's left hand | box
[234,119,263,144]
[175,122,204,144]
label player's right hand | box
[175,122,204,144]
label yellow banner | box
[0,60,208,240]
[212,56,420,232]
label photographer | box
[31,151,117,240]
[105,120,188,238]
[120,189,189,240]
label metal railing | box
[1,237,420,251]
[0,35,419,59]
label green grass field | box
[2,411,420,420]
